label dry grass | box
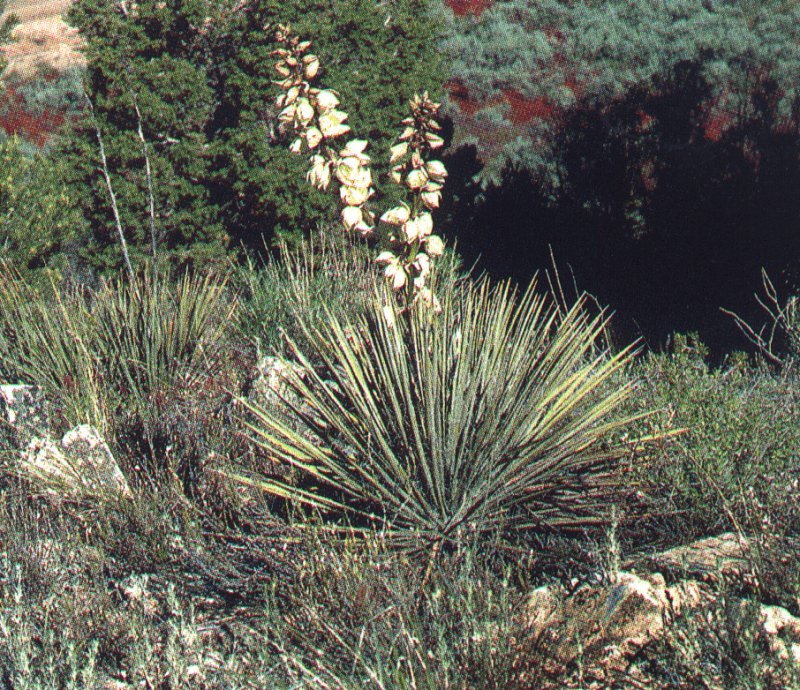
[1,0,83,78]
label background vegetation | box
[0,0,798,686]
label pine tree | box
[56,0,228,275]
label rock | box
[21,424,131,500]
[0,384,49,448]
[249,356,306,410]
[756,603,800,664]
[635,533,752,583]
[525,571,674,672]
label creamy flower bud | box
[425,133,445,149]
[425,235,444,256]
[340,184,371,206]
[403,213,433,243]
[385,262,407,290]
[406,168,428,190]
[322,123,350,138]
[289,138,303,153]
[278,104,296,123]
[421,189,441,209]
[426,160,448,181]
[306,155,331,189]
[390,167,403,184]
[380,205,411,226]
[341,205,363,231]
[413,252,431,277]
[314,90,340,112]
[275,61,291,77]
[295,98,315,125]
[336,158,372,188]
[354,220,373,236]
[285,86,300,105]
[304,127,323,149]
[340,139,368,157]
[376,251,396,265]
[319,110,350,138]
[302,55,320,79]
[297,40,312,52]
[389,142,408,163]
[398,126,416,141]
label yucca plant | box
[92,269,237,420]
[235,278,640,554]
[0,265,108,429]
[0,265,236,434]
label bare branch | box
[84,91,135,282]
[131,92,159,273]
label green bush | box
[0,137,83,285]
[621,333,800,548]
[0,266,237,440]
[236,277,638,553]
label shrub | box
[440,0,800,190]
[0,137,83,285]
[620,334,800,559]
[235,277,638,554]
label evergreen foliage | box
[0,137,83,284]
[439,0,800,189]
[56,0,228,274]
[56,0,447,275]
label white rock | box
[21,424,131,500]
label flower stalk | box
[270,24,447,313]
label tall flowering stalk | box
[270,24,447,313]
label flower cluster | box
[271,25,447,312]
[376,92,447,311]
[271,24,376,236]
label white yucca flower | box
[341,205,363,231]
[426,160,448,182]
[314,89,340,112]
[425,235,444,256]
[295,98,315,125]
[340,184,371,206]
[339,141,370,166]
[306,155,332,189]
[319,110,351,138]
[390,142,409,163]
[302,55,320,79]
[403,213,433,243]
[304,127,323,149]
[405,168,428,190]
[380,204,411,226]
[336,159,372,189]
